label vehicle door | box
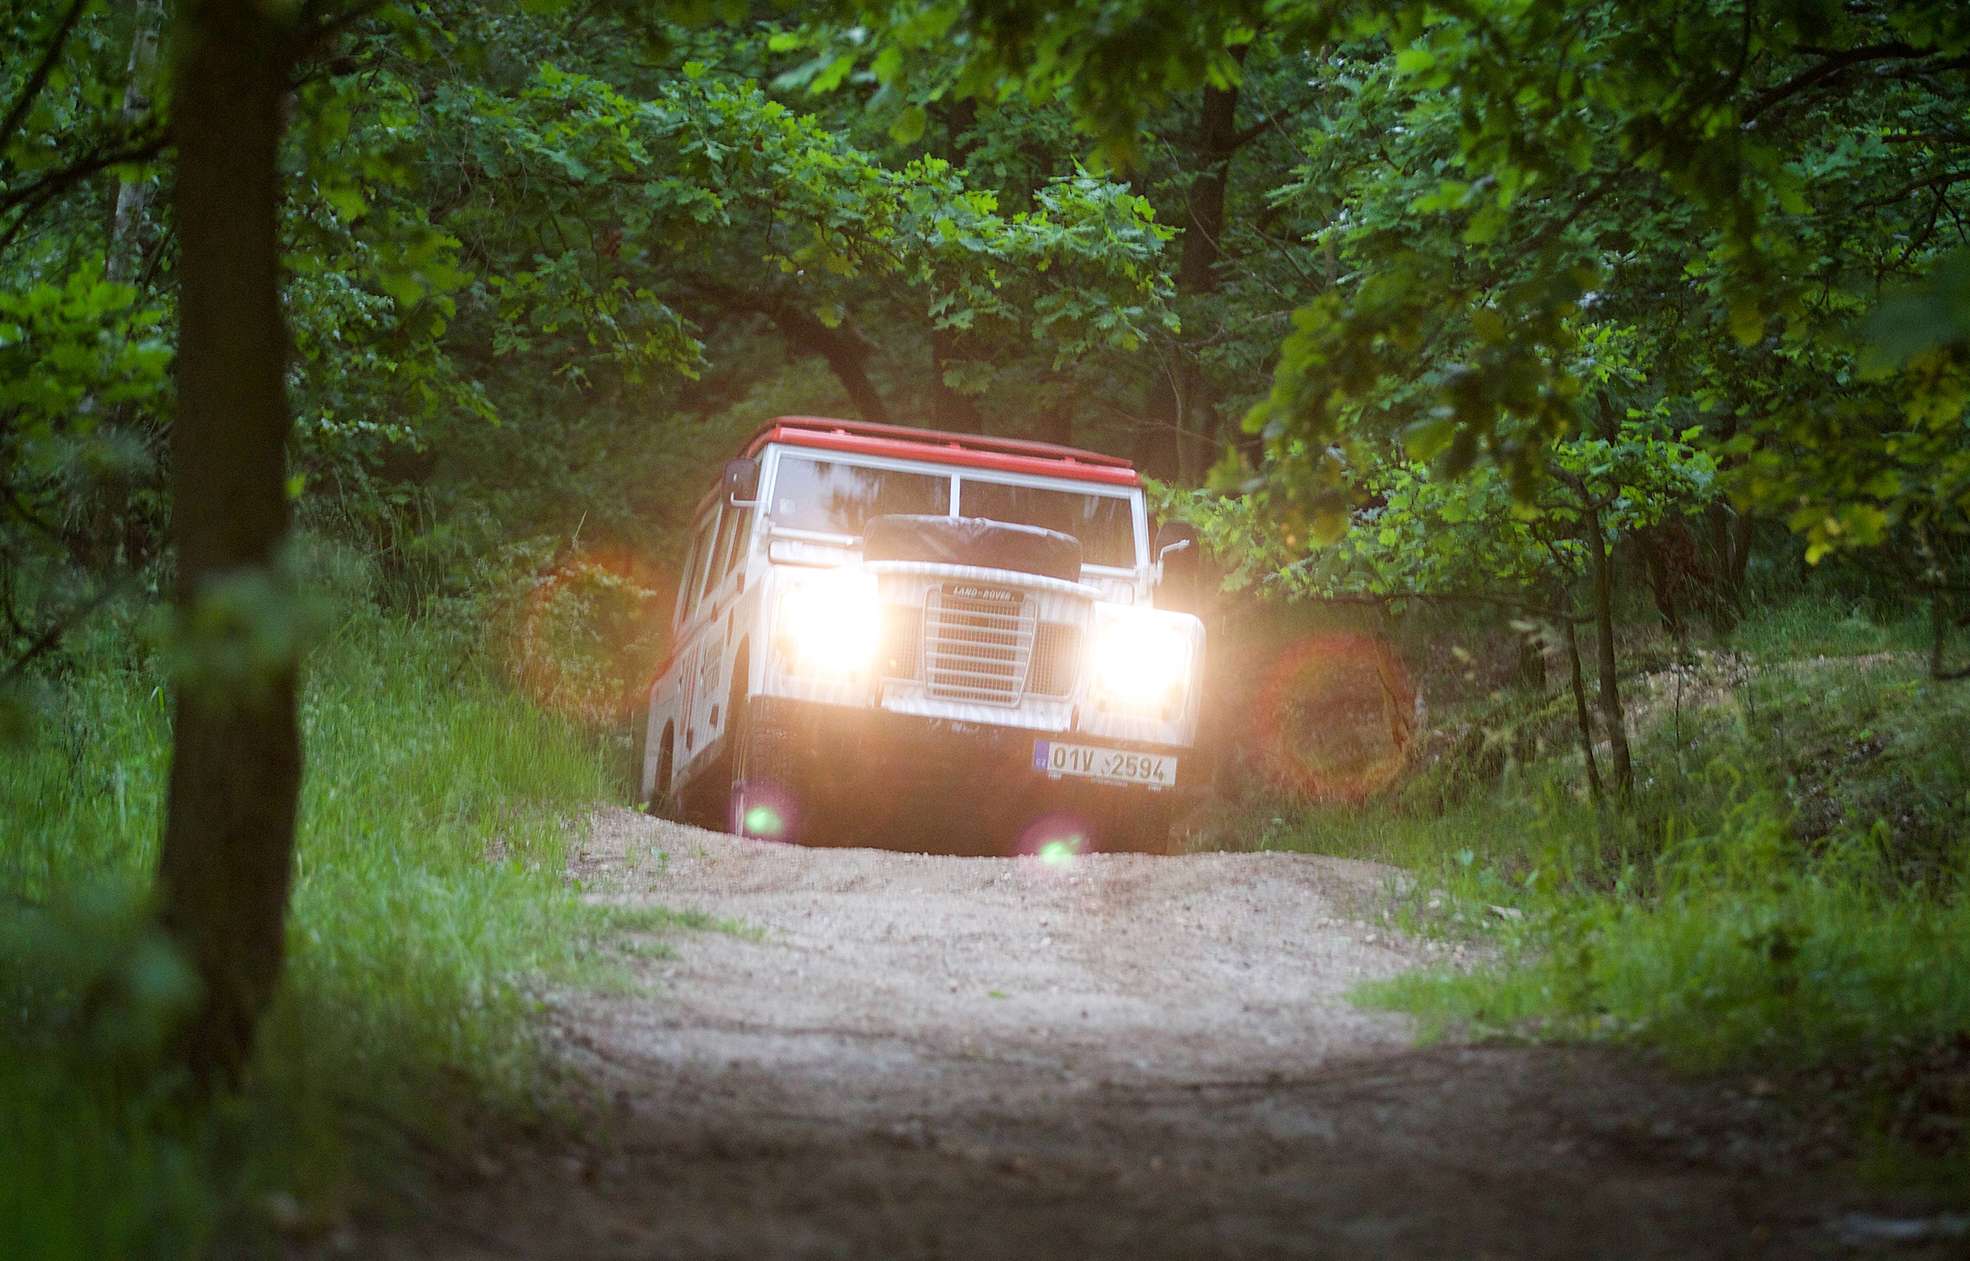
[673,501,722,776]
[691,494,753,754]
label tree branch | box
[1743,42,1934,125]
[0,0,89,163]
[0,131,169,218]
[295,0,390,54]
[685,276,889,422]
[0,578,126,682]
[1227,117,1276,152]
[0,132,168,262]
[1857,169,1970,211]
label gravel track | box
[355,809,1860,1260]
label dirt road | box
[367,810,1868,1259]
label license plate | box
[1033,741,1177,787]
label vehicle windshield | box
[958,479,1137,568]
[770,455,948,536]
[767,453,1140,568]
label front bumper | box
[752,695,1199,796]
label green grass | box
[1363,788,1970,1068]
[1726,593,1931,660]
[1260,599,1970,1190]
[0,601,657,1258]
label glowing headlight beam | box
[1089,605,1194,715]
[776,568,882,675]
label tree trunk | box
[1583,506,1633,798]
[928,100,983,430]
[81,0,169,576]
[1137,73,1240,480]
[1033,374,1075,446]
[157,0,302,1084]
[688,278,888,422]
[1513,620,1548,692]
[1705,409,1755,630]
[765,304,887,422]
[1726,513,1753,592]
[1137,359,1181,479]
[928,325,981,430]
[1704,503,1742,626]
[1928,587,1970,682]
[1556,590,1602,804]
[106,0,165,284]
[1637,526,1680,640]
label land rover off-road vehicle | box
[631,416,1206,853]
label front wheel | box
[651,728,679,820]
[728,694,807,843]
[629,708,679,820]
[628,706,651,810]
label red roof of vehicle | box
[744,416,1141,487]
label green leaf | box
[1462,203,1506,245]
[889,105,927,146]
[1727,300,1765,347]
[323,183,367,223]
[1394,47,1436,75]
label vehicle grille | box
[879,603,920,680]
[1027,622,1080,697]
[924,585,1034,705]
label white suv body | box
[634,417,1204,851]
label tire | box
[651,728,679,821]
[727,693,806,843]
[628,706,651,809]
[629,709,679,819]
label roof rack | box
[745,416,1136,473]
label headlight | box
[1089,604,1194,717]
[775,567,881,675]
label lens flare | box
[742,804,784,838]
[509,547,670,726]
[1018,812,1091,864]
[1038,838,1081,867]
[1254,634,1417,803]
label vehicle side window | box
[673,532,701,629]
[720,504,753,580]
[683,505,721,624]
[706,502,741,592]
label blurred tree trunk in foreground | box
[156,0,302,1084]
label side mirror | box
[1153,520,1201,605]
[723,457,760,507]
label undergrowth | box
[1261,598,1970,1192]
[0,569,657,1257]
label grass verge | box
[1259,601,1970,1196]
[1,601,649,1257]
